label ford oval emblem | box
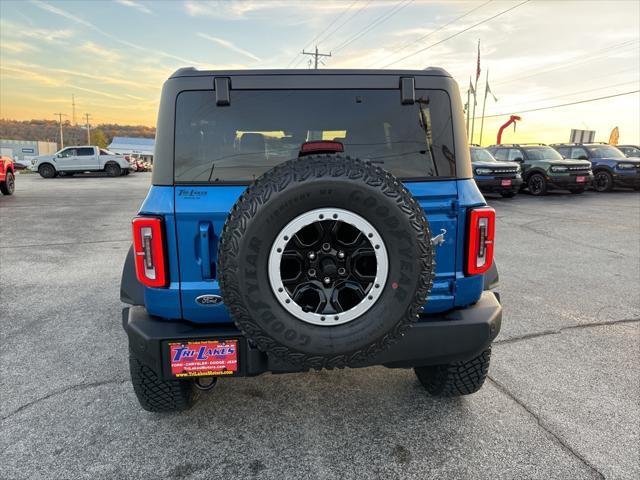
[196,294,223,306]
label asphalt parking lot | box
[1,173,638,480]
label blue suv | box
[471,145,523,198]
[552,143,640,192]
[120,68,502,412]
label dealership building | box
[0,139,58,163]
[107,137,155,162]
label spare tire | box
[218,155,435,369]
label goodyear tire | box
[218,155,435,370]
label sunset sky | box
[1,0,638,145]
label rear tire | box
[105,163,121,177]
[527,173,547,196]
[0,172,15,195]
[38,163,56,178]
[593,170,613,192]
[415,349,491,396]
[129,355,198,412]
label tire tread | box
[415,349,491,396]
[129,355,197,412]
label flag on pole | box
[608,126,619,145]
[476,40,481,81]
[469,79,476,102]
[485,82,498,102]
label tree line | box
[0,119,156,148]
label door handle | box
[199,222,214,279]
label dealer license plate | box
[501,179,512,186]
[168,339,238,378]
[576,176,586,183]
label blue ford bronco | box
[121,68,502,412]
[551,143,640,192]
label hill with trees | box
[0,119,155,148]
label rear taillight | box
[466,207,495,276]
[132,216,167,288]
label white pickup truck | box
[30,146,134,178]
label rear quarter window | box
[174,89,456,183]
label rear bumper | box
[123,291,502,380]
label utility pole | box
[71,94,76,125]
[53,112,67,148]
[301,46,331,69]
[84,113,92,144]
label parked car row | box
[125,153,152,172]
[472,143,640,197]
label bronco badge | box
[196,294,223,305]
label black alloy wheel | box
[593,171,613,192]
[278,215,380,319]
[528,174,547,196]
[38,164,56,178]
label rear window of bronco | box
[174,89,456,183]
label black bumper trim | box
[476,177,523,193]
[547,174,594,188]
[612,173,640,188]
[123,291,502,379]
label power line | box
[490,80,639,112]
[381,0,531,68]
[475,90,639,119]
[314,0,368,47]
[286,0,359,68]
[494,39,639,86]
[331,0,413,54]
[307,0,359,49]
[372,0,493,67]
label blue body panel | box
[138,187,182,320]
[591,158,619,170]
[591,158,639,177]
[139,179,488,324]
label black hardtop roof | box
[487,143,549,148]
[170,67,452,79]
[551,142,613,146]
